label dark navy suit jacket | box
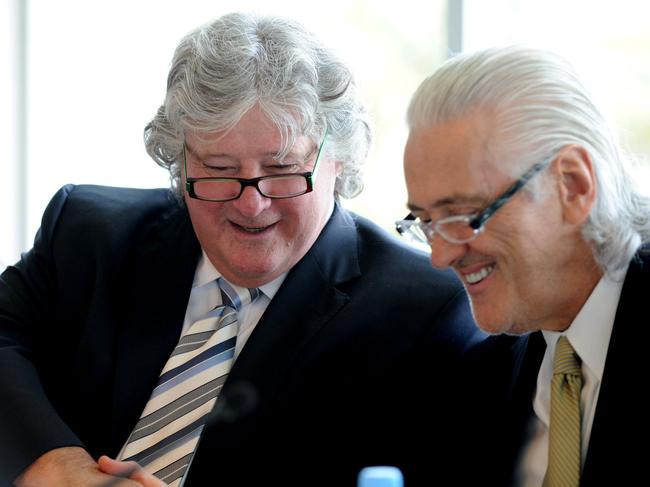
[470,248,650,486]
[0,184,484,486]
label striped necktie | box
[543,336,583,487]
[119,277,260,486]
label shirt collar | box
[541,266,627,381]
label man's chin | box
[472,311,524,336]
[479,323,531,337]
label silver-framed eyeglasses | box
[396,160,550,245]
[184,128,328,202]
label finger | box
[97,456,141,478]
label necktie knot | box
[217,276,260,312]
[553,336,581,377]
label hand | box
[98,456,167,487]
[13,447,154,487]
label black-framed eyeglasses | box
[184,128,328,202]
[396,159,551,245]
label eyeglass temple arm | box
[395,212,416,235]
[183,143,192,193]
[308,127,329,183]
[469,161,549,230]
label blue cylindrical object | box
[357,466,404,487]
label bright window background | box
[3,0,650,268]
[1,0,25,269]
[0,0,449,267]
[463,0,650,162]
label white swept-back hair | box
[407,46,650,278]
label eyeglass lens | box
[192,175,310,201]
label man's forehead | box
[185,129,313,158]
[408,116,495,162]
[404,121,504,212]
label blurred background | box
[2,0,649,267]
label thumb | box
[97,456,167,487]
[97,456,140,478]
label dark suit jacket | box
[469,247,650,486]
[0,185,484,486]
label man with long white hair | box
[399,46,650,486]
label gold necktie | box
[543,336,582,487]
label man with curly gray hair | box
[0,13,481,487]
[400,45,650,486]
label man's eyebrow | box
[184,143,235,162]
[406,195,488,213]
[185,143,310,163]
[273,144,317,162]
[406,202,424,213]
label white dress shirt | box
[516,270,626,487]
[181,250,286,359]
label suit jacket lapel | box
[189,204,361,461]
[228,203,360,388]
[109,204,200,453]
[503,332,546,486]
[509,334,542,401]
[581,248,650,485]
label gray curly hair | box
[407,46,650,278]
[145,12,372,201]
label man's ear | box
[552,145,597,225]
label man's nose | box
[232,185,272,217]
[428,235,468,269]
